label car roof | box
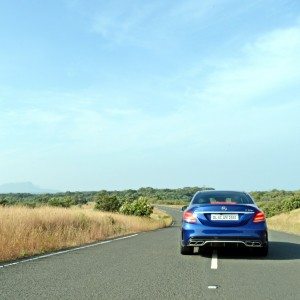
[195,190,247,195]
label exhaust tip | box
[245,241,262,247]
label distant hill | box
[0,182,59,194]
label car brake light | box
[183,211,197,223]
[210,202,237,204]
[253,211,266,223]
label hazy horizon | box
[1,181,299,194]
[1,1,300,192]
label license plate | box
[211,214,239,221]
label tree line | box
[0,187,213,207]
[0,188,299,217]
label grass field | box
[0,205,172,262]
[267,208,300,235]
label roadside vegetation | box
[1,187,300,261]
[266,209,300,235]
[0,186,213,208]
[0,204,172,262]
[1,188,299,217]
[242,190,300,235]
[252,190,300,217]
[256,197,300,218]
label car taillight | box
[183,211,197,223]
[253,211,266,223]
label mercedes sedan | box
[181,190,268,256]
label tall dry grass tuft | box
[267,208,300,235]
[0,206,171,262]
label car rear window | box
[191,192,254,205]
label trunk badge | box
[221,206,227,211]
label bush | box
[119,197,153,217]
[48,196,74,208]
[73,194,88,205]
[0,198,9,206]
[282,196,300,211]
[94,195,121,212]
[257,196,300,218]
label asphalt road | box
[1,207,299,299]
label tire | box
[180,245,194,255]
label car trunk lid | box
[193,204,257,227]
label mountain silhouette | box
[0,182,59,194]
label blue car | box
[181,190,268,256]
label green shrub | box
[119,197,153,217]
[0,198,9,206]
[73,194,88,205]
[94,195,121,212]
[283,196,300,211]
[48,196,74,208]
[257,196,300,218]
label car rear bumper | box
[187,237,266,248]
[181,223,268,248]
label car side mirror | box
[181,205,188,211]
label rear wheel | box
[180,245,194,255]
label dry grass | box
[156,204,185,209]
[151,207,173,226]
[0,205,172,262]
[267,208,300,235]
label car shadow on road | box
[198,241,300,260]
[266,241,300,260]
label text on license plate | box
[211,214,239,221]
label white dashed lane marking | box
[208,285,219,289]
[211,249,218,269]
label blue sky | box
[0,0,300,191]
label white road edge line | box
[0,233,139,269]
[211,250,218,270]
